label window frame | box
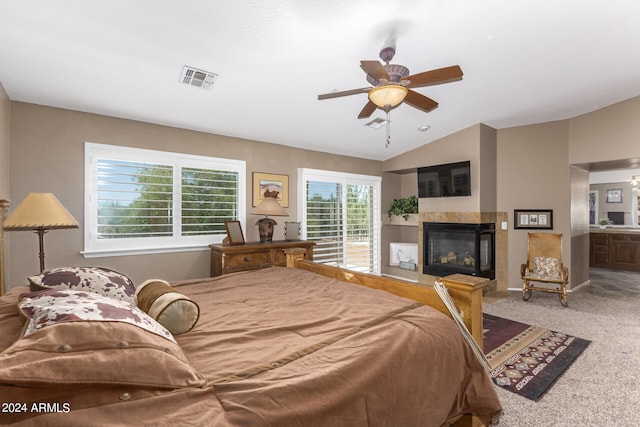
[298,168,381,274]
[83,142,246,258]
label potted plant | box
[597,217,611,230]
[388,196,418,222]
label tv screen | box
[418,160,471,198]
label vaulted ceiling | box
[2,1,640,161]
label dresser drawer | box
[272,249,287,266]
[224,251,270,271]
[210,241,315,276]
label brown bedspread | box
[0,267,500,426]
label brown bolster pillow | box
[136,279,200,335]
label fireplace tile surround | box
[419,211,508,293]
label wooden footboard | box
[284,248,488,351]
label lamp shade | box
[3,193,79,230]
[368,85,408,109]
[251,196,289,217]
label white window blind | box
[299,168,381,274]
[84,143,245,257]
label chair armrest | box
[520,263,528,276]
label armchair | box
[521,232,569,307]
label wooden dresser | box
[210,240,315,277]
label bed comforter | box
[0,267,501,426]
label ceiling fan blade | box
[360,60,389,81]
[404,90,438,113]
[403,65,463,88]
[358,101,378,119]
[318,87,371,100]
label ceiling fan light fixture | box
[368,85,408,109]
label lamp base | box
[35,227,48,273]
[255,218,278,243]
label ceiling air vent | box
[364,117,388,129]
[179,66,218,89]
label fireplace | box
[423,222,495,279]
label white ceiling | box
[2,0,640,161]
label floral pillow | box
[18,289,174,342]
[532,256,561,279]
[28,267,137,305]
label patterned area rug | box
[483,313,591,401]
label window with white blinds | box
[84,143,245,257]
[298,168,381,274]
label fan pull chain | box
[386,111,391,148]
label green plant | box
[388,196,418,220]
[598,217,612,225]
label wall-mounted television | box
[418,160,471,198]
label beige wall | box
[383,90,640,293]
[496,96,640,290]
[381,124,505,288]
[7,92,640,293]
[496,120,572,289]
[384,124,488,213]
[569,96,640,165]
[6,102,382,289]
[570,166,590,287]
[567,95,640,287]
[0,83,10,292]
[0,83,9,200]
[479,124,498,213]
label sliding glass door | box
[299,169,381,274]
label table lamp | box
[3,192,79,272]
[250,193,289,242]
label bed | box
[0,250,501,426]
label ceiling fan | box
[318,47,463,119]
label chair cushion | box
[532,256,561,279]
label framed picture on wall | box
[253,172,289,207]
[514,209,553,229]
[606,188,622,203]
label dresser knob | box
[244,257,251,262]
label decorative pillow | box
[532,256,561,279]
[0,289,206,389]
[136,279,200,335]
[18,289,174,342]
[28,267,137,305]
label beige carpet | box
[483,287,639,426]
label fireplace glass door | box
[423,222,495,279]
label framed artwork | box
[389,242,419,267]
[253,172,289,207]
[606,189,622,203]
[224,220,245,245]
[514,209,553,230]
[284,221,301,240]
[588,190,598,225]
